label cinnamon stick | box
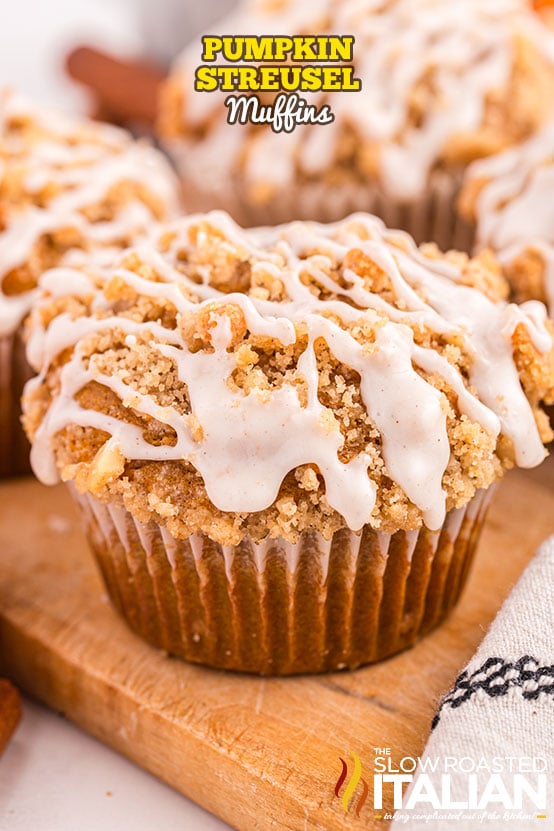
[66,46,165,127]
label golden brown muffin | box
[23,211,554,672]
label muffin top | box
[461,122,554,310]
[23,211,554,544]
[0,89,181,336]
[160,0,554,207]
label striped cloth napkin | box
[391,535,554,830]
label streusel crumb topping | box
[0,89,180,335]
[23,211,554,544]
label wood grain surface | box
[0,461,552,830]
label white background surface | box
[0,0,235,828]
[0,0,237,109]
[0,700,229,831]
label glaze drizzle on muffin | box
[0,90,180,336]
[461,122,554,310]
[23,212,554,542]
[160,0,554,206]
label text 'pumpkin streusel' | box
[22,211,554,673]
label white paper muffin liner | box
[174,149,475,253]
[71,485,493,675]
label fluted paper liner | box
[0,330,32,477]
[176,159,474,253]
[72,487,492,675]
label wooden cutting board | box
[0,461,553,831]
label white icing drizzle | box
[26,211,552,533]
[0,89,181,336]
[167,0,554,202]
[466,122,554,311]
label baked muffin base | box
[176,159,475,252]
[0,330,32,477]
[72,487,492,675]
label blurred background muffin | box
[157,0,554,249]
[0,89,181,475]
[460,122,554,312]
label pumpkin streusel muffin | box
[0,89,181,475]
[460,122,554,312]
[159,0,554,249]
[23,211,554,674]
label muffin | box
[460,122,554,312]
[23,211,554,674]
[158,0,554,249]
[0,89,181,475]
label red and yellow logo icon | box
[334,752,369,817]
